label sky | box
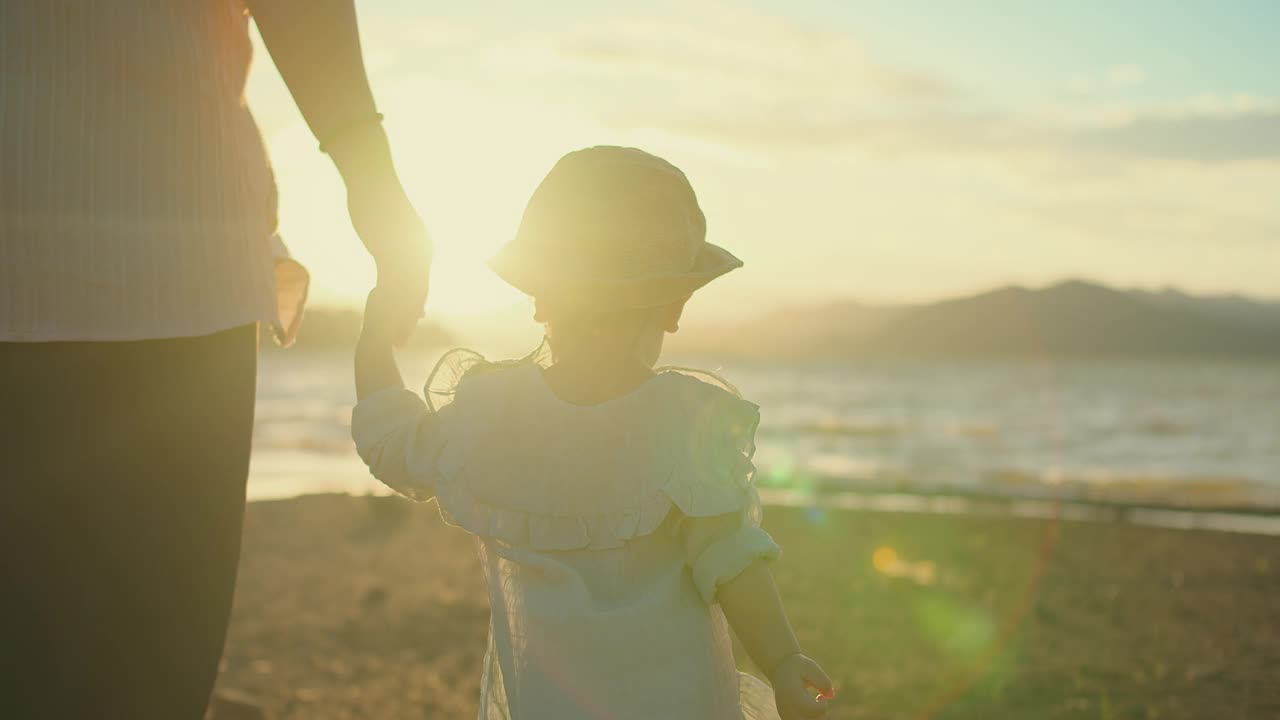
[245,0,1280,322]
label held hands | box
[355,286,409,401]
[348,177,432,345]
[330,124,433,345]
[770,653,834,719]
[359,286,404,348]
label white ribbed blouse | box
[0,0,305,343]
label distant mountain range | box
[275,280,1280,358]
[671,280,1280,359]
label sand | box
[213,494,1280,719]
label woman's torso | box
[0,0,278,341]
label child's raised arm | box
[355,288,407,401]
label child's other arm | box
[683,511,833,718]
[719,561,834,719]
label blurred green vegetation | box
[221,496,1280,719]
[764,507,1280,719]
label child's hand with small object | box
[770,653,834,719]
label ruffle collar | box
[428,361,761,550]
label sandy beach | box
[211,494,1280,719]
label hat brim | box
[489,241,743,311]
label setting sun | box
[247,1,1280,336]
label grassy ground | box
[215,494,1280,719]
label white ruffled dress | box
[352,359,783,720]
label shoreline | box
[760,488,1280,536]
[244,450,1280,535]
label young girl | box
[352,146,833,720]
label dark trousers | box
[1,325,257,720]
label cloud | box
[249,2,1280,307]
[393,4,1275,167]
[546,13,955,102]
[307,2,1280,171]
[601,88,1280,166]
[1071,108,1280,162]
[1104,64,1147,88]
[630,109,1009,154]
[354,2,960,128]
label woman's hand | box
[325,123,433,346]
[771,653,834,720]
[346,173,432,345]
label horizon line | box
[301,276,1280,315]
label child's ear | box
[662,297,690,333]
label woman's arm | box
[245,0,431,342]
[242,0,379,166]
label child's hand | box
[342,151,432,345]
[355,287,409,400]
[770,653,834,719]
[359,287,406,348]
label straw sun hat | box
[489,146,742,311]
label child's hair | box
[425,299,668,412]
[535,297,682,362]
[423,303,742,413]
[424,346,544,412]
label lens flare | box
[872,546,899,574]
[872,546,938,586]
[804,503,828,526]
[915,596,996,659]
[760,455,796,488]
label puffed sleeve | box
[351,388,449,501]
[681,512,780,605]
[665,377,780,604]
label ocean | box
[251,350,1280,513]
